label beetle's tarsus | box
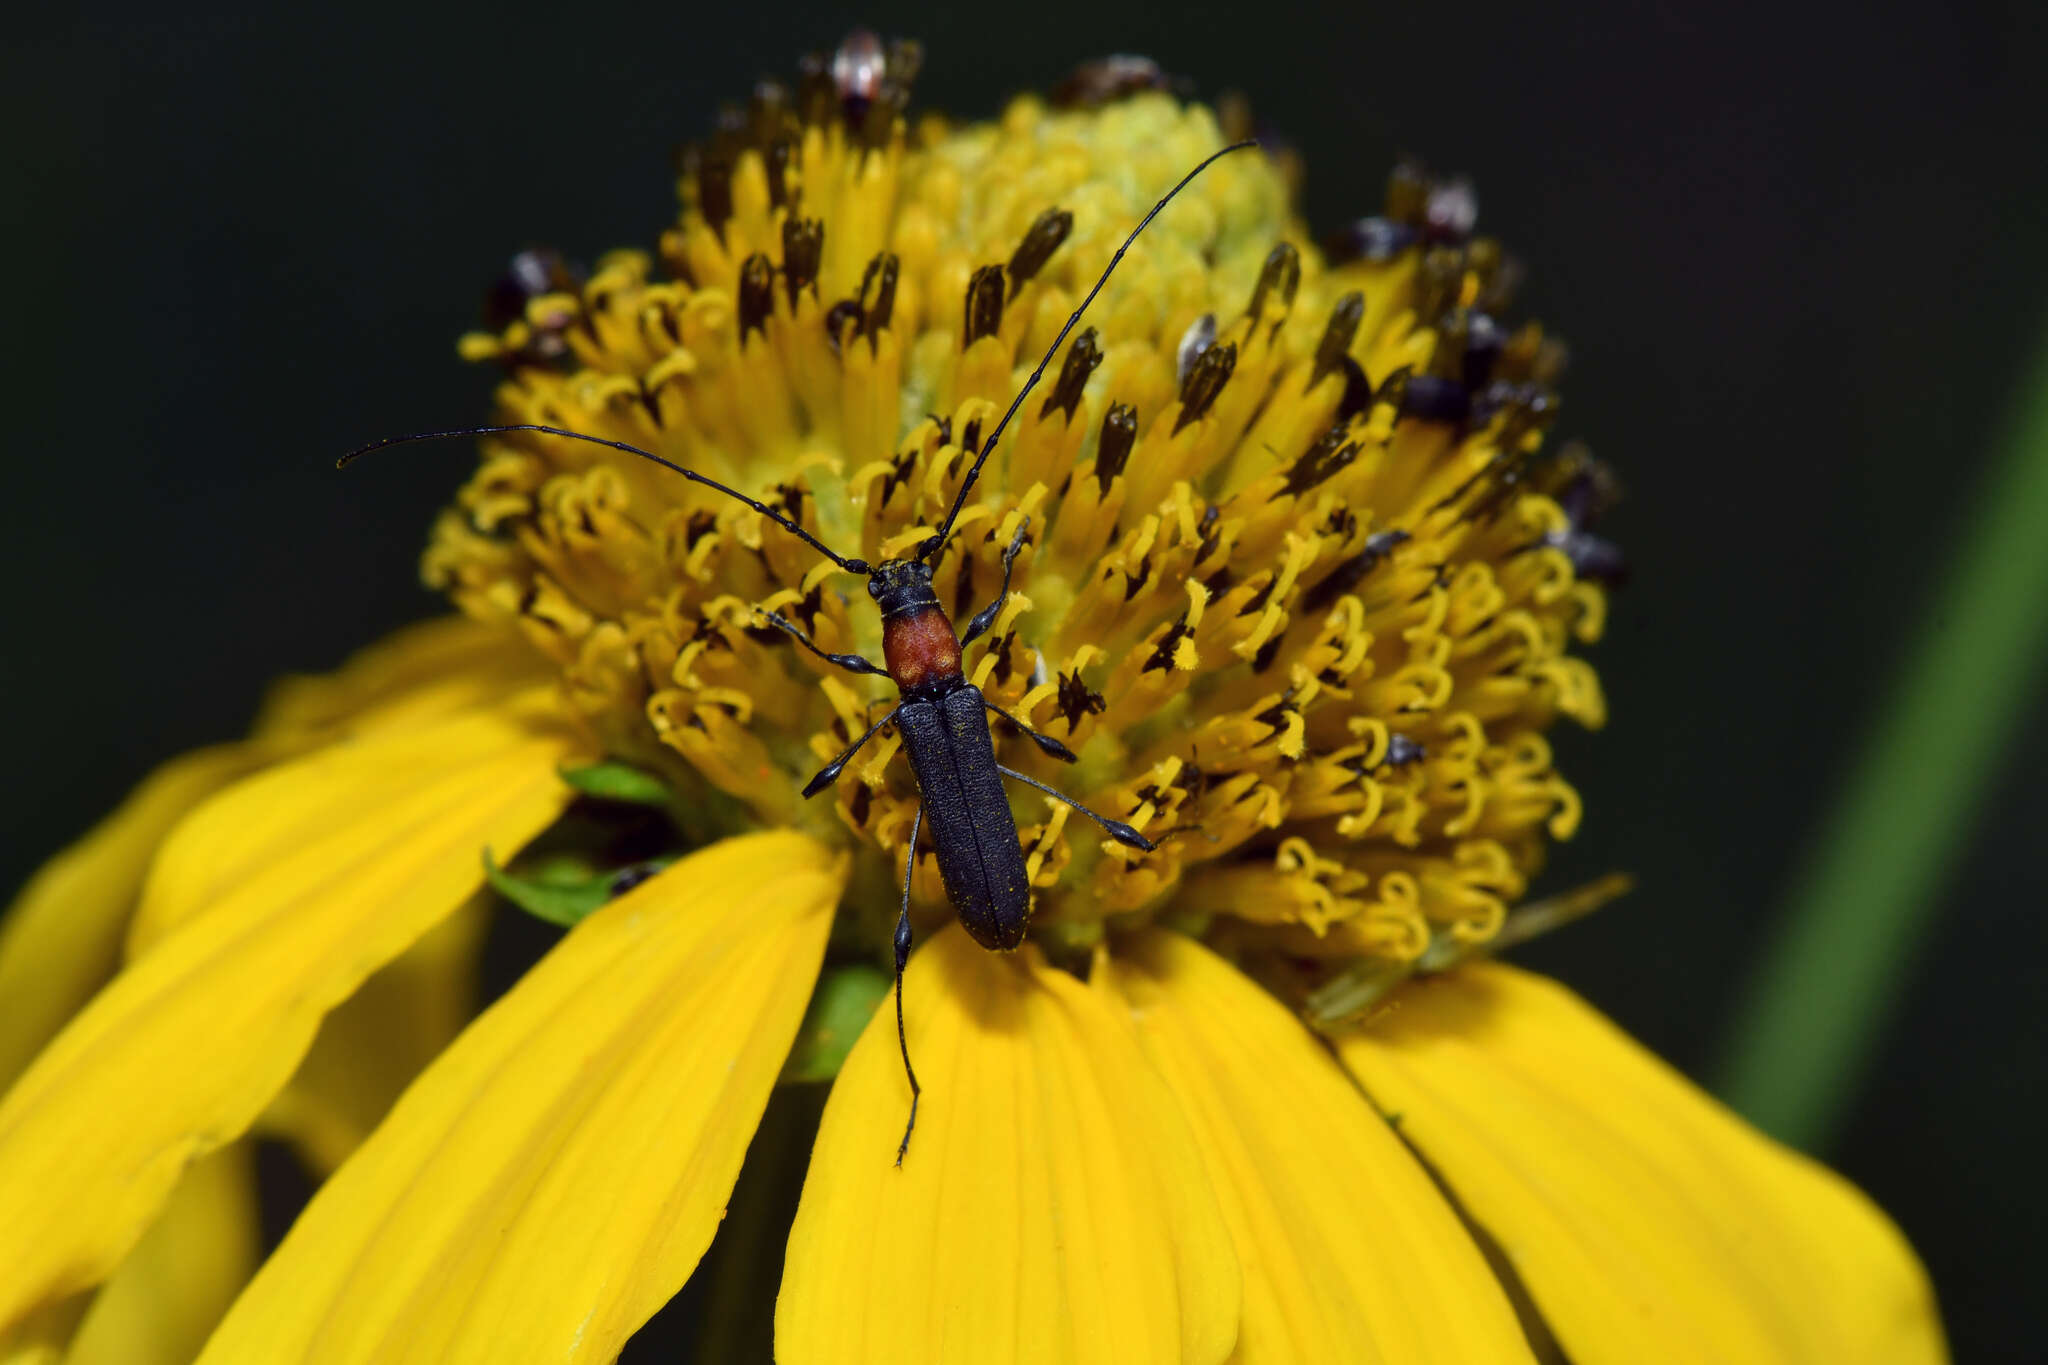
[759,608,888,677]
[804,705,900,799]
[996,764,1157,853]
[959,515,1033,648]
[1104,819,1156,851]
[982,696,1077,764]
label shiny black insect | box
[343,140,1254,1163]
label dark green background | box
[5,1,2043,1356]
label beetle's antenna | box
[339,424,872,574]
[917,138,1258,564]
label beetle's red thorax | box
[883,606,962,691]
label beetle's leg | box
[894,805,924,1167]
[801,704,900,799]
[758,608,888,677]
[982,696,1077,763]
[997,765,1156,851]
[958,515,1032,649]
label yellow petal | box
[0,1337,59,1365]
[0,744,263,1091]
[126,687,577,954]
[197,831,840,1365]
[0,616,543,1073]
[0,1303,82,1365]
[778,924,1241,1365]
[1333,962,1946,1364]
[0,691,583,1335]
[1100,931,1534,1365]
[65,1144,260,1365]
[258,896,490,1174]
[252,614,550,743]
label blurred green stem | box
[1720,320,2048,1150]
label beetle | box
[343,140,1253,1161]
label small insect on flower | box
[342,141,1254,1164]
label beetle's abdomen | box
[896,686,1030,950]
[883,605,962,692]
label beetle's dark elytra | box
[896,683,1031,951]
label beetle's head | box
[866,558,938,617]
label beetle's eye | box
[866,576,884,598]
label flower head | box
[0,36,1942,1365]
[432,48,1604,1002]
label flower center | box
[425,52,1616,1008]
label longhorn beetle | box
[344,140,1255,1162]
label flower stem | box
[1719,317,2048,1149]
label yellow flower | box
[0,37,1943,1364]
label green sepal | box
[559,760,677,808]
[482,850,674,929]
[482,850,609,928]
[780,963,892,1084]
[1303,958,1411,1031]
